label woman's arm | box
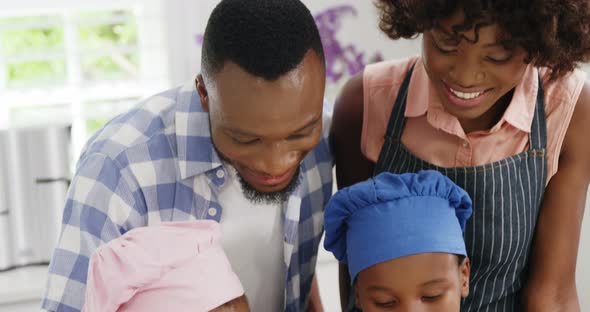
[307,274,323,312]
[522,80,590,311]
[331,71,375,310]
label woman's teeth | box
[450,88,483,100]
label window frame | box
[0,0,170,158]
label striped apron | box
[373,66,547,311]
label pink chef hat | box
[82,220,245,312]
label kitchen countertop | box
[0,265,47,305]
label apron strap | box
[529,73,547,150]
[383,64,415,140]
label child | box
[331,1,590,310]
[324,170,472,312]
[81,220,249,312]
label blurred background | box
[0,1,588,311]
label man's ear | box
[196,74,209,112]
[460,257,471,298]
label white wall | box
[577,190,590,310]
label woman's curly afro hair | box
[376,0,590,79]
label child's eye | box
[374,299,397,308]
[422,294,443,302]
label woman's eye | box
[486,54,513,64]
[432,41,457,54]
[430,32,458,53]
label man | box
[42,1,332,311]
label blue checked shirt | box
[42,79,334,312]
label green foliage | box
[81,53,139,81]
[1,11,138,87]
[78,12,138,49]
[7,60,66,85]
[86,118,109,134]
[2,27,64,57]
[84,97,138,135]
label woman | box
[331,1,590,311]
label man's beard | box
[213,143,301,205]
[237,166,301,205]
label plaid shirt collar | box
[175,79,223,180]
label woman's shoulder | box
[334,56,420,111]
[539,66,587,112]
[536,66,588,179]
[332,72,364,137]
[363,56,420,88]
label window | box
[0,1,169,158]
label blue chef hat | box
[324,170,473,281]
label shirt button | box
[462,140,469,148]
[208,207,217,217]
[216,169,225,179]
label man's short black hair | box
[201,0,325,81]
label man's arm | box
[42,153,143,312]
[522,81,590,311]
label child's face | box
[355,253,470,312]
[421,8,528,127]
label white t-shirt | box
[218,164,285,311]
